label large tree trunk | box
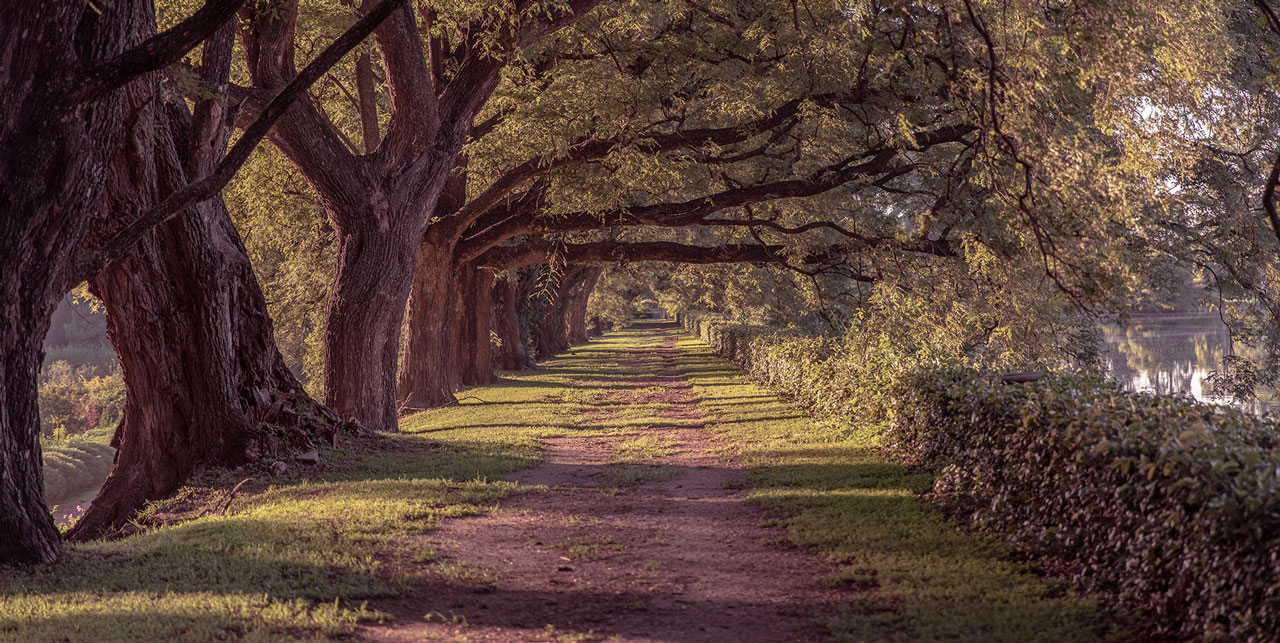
[73,195,342,539]
[68,24,344,539]
[0,303,63,564]
[0,0,156,564]
[491,275,535,371]
[567,267,602,345]
[460,265,496,386]
[397,158,469,410]
[396,236,458,412]
[325,223,422,429]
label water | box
[1100,311,1278,414]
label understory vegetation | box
[681,311,1280,641]
[671,331,1115,642]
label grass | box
[0,350,596,642]
[672,329,1120,642]
[43,425,115,514]
[4,323,1120,641]
[548,536,625,561]
[609,434,679,463]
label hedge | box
[679,310,1280,641]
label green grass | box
[672,330,1120,642]
[0,351,596,642]
[43,426,115,512]
[609,434,680,463]
[4,324,1122,641]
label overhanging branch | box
[76,0,408,281]
[73,0,249,104]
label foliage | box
[222,143,335,394]
[38,362,125,440]
[683,312,1280,640]
[671,328,1112,641]
[887,368,1280,641]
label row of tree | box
[5,0,1280,565]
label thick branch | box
[72,0,248,104]
[365,0,439,160]
[477,240,867,282]
[699,217,957,257]
[458,123,974,260]
[78,0,407,280]
[451,94,833,229]
[355,51,382,153]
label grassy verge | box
[0,352,598,642]
[673,330,1120,642]
[43,426,115,514]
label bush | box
[680,310,1280,641]
[39,360,125,438]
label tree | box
[67,23,348,540]
[0,0,403,564]
[231,0,600,429]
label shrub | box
[681,310,1280,641]
[38,360,125,437]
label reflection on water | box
[1101,312,1277,414]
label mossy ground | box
[2,323,1116,641]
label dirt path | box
[363,327,850,642]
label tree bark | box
[0,305,63,564]
[491,274,536,370]
[460,266,497,386]
[396,235,459,412]
[567,267,602,345]
[68,60,344,537]
[73,194,343,539]
[0,0,156,565]
[397,155,470,409]
[355,52,380,153]
[324,221,424,429]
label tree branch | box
[450,93,838,230]
[77,0,408,281]
[478,240,866,280]
[73,0,248,104]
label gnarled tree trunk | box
[327,222,426,427]
[68,25,344,538]
[0,0,151,564]
[0,304,63,564]
[397,159,469,410]
[396,234,460,412]
[73,193,343,539]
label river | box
[1100,311,1278,414]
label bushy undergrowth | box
[39,360,125,439]
[680,310,1280,641]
